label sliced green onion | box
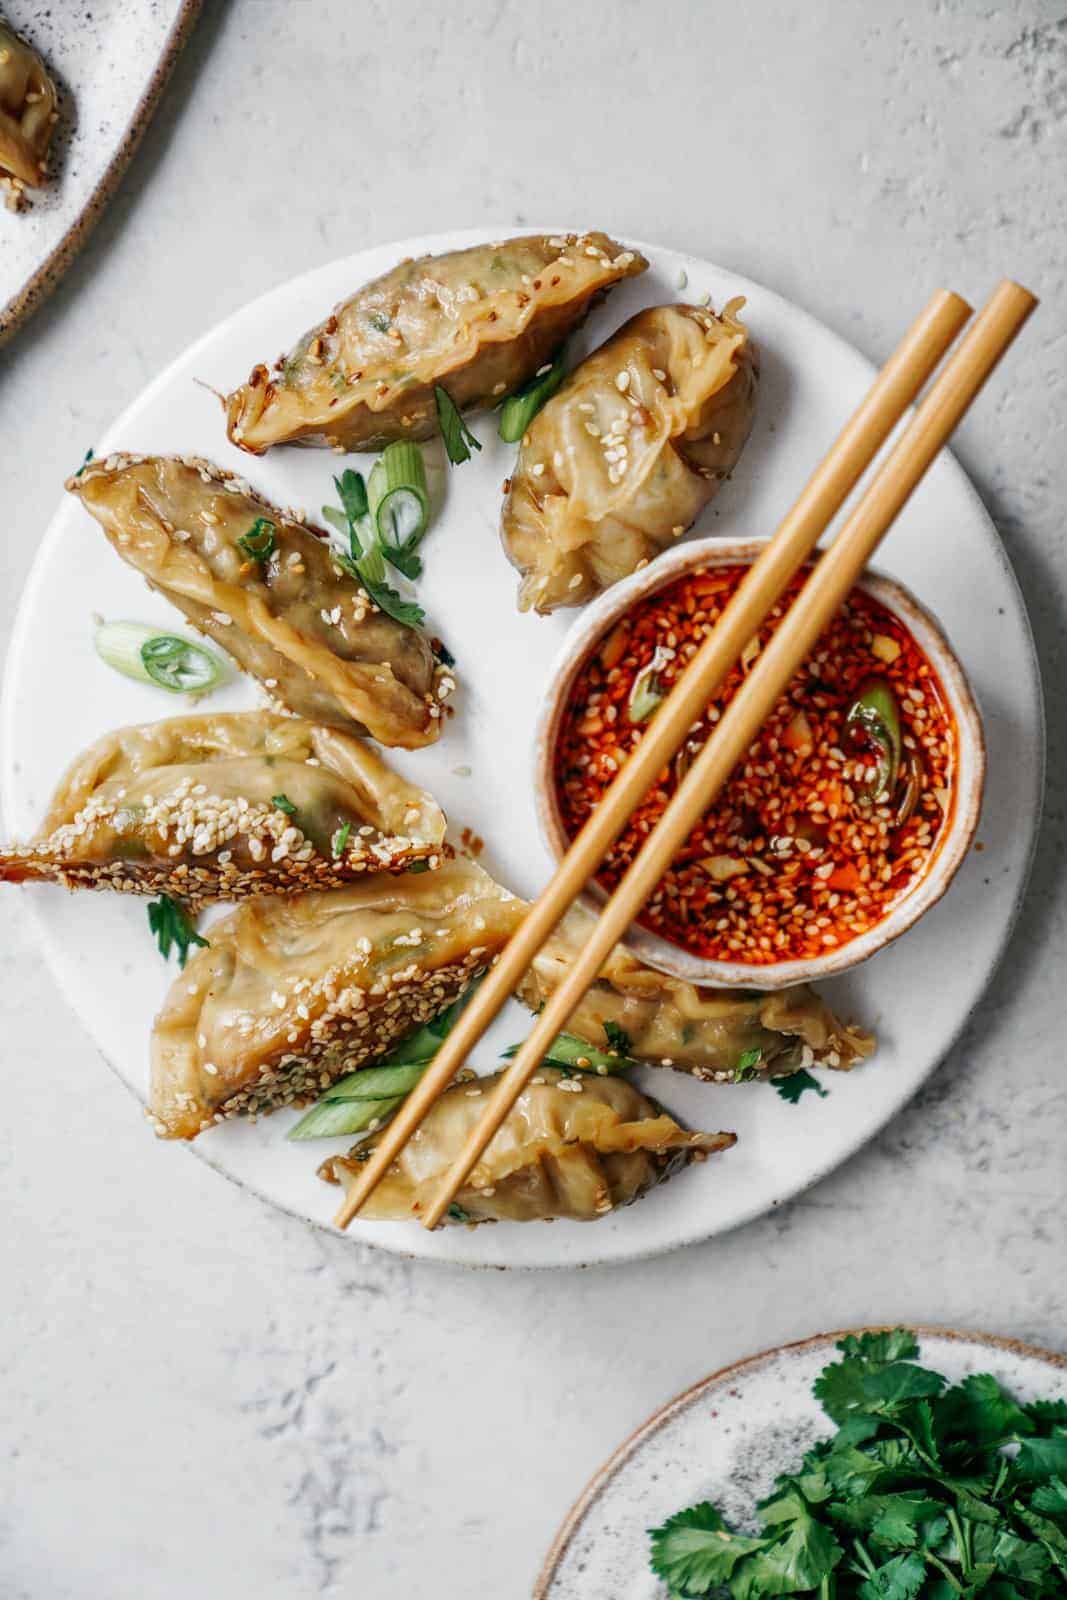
[287,980,483,1140]
[271,794,297,816]
[331,820,352,858]
[733,1047,764,1083]
[367,442,429,548]
[498,349,568,442]
[845,677,902,802]
[237,516,276,562]
[95,621,224,695]
[434,385,481,464]
[501,1029,631,1076]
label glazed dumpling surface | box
[0,21,57,197]
[150,857,523,1138]
[516,906,874,1079]
[69,454,449,748]
[225,232,647,454]
[501,302,758,612]
[0,711,446,907]
[321,1067,735,1224]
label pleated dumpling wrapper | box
[320,1068,735,1225]
[225,232,647,454]
[501,301,758,612]
[150,853,875,1139]
[518,905,874,1080]
[0,21,58,202]
[0,712,446,909]
[149,857,524,1139]
[69,455,450,748]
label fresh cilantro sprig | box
[434,385,481,464]
[322,468,425,629]
[147,894,207,968]
[649,1328,1067,1598]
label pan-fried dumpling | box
[517,906,874,1079]
[149,857,522,1138]
[225,232,647,455]
[501,302,758,612]
[69,454,449,748]
[0,712,446,908]
[0,21,57,202]
[320,1068,735,1224]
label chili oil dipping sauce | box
[552,564,959,968]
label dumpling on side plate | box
[0,21,58,203]
[149,857,524,1139]
[0,712,446,908]
[516,905,874,1080]
[320,1068,735,1225]
[224,232,647,454]
[501,302,758,612]
[69,454,449,748]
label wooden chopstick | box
[332,286,977,1234]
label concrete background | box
[1,2,1064,1595]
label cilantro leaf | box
[1031,1477,1067,1520]
[1014,1432,1067,1482]
[773,1067,828,1102]
[649,1503,767,1595]
[814,1358,944,1425]
[602,1020,632,1055]
[147,894,208,968]
[836,1330,921,1365]
[857,1551,926,1599]
[938,1372,1036,1450]
[434,385,482,464]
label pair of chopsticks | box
[335,278,1037,1234]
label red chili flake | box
[552,565,957,966]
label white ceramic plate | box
[536,1327,1067,1598]
[0,1,202,344]
[1,228,1043,1269]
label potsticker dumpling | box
[225,232,647,454]
[0,21,57,202]
[321,1068,735,1225]
[517,906,874,1080]
[0,712,446,908]
[69,455,449,748]
[501,302,758,612]
[150,857,523,1139]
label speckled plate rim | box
[1,227,1046,1271]
[534,1324,1067,1596]
[0,0,204,348]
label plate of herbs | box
[536,1327,1067,1597]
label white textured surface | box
[0,2,1063,1595]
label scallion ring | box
[95,621,224,695]
[367,442,429,548]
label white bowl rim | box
[533,535,987,989]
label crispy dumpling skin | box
[69,454,448,748]
[320,1068,735,1225]
[501,301,758,612]
[150,857,523,1139]
[225,232,647,455]
[0,712,446,908]
[517,906,874,1080]
[0,21,57,197]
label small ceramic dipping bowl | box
[533,537,986,990]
